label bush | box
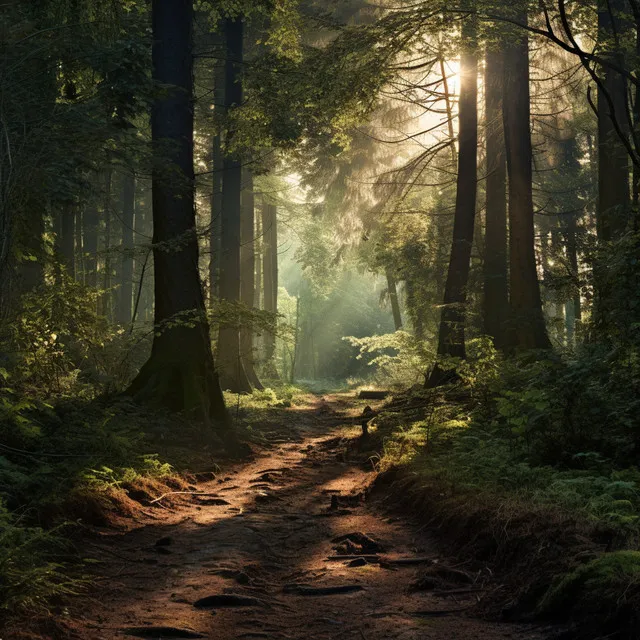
[3,275,152,398]
[0,503,78,613]
[538,551,640,635]
[344,330,433,387]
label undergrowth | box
[372,339,640,638]
[0,380,309,622]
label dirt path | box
[66,395,549,640]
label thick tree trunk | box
[240,169,263,389]
[503,10,551,350]
[428,17,478,387]
[118,171,135,324]
[386,270,403,331]
[261,200,279,379]
[483,47,509,350]
[209,37,225,302]
[217,17,252,394]
[597,0,630,241]
[127,0,228,428]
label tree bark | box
[118,170,135,324]
[386,270,403,331]
[83,198,99,289]
[101,168,112,319]
[240,169,263,389]
[17,199,45,292]
[560,135,583,345]
[75,206,84,285]
[405,278,425,340]
[60,203,75,279]
[254,210,262,310]
[210,32,225,303]
[597,0,630,241]
[261,200,279,379]
[127,0,229,428]
[135,183,153,322]
[217,17,252,394]
[483,46,509,350]
[503,9,551,350]
[428,16,478,387]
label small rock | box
[348,558,367,568]
[331,532,384,553]
[211,569,251,585]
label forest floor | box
[38,394,557,640]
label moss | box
[538,551,640,634]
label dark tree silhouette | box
[127,0,228,427]
[217,17,253,394]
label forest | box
[2,0,640,638]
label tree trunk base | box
[425,364,460,389]
[127,358,226,427]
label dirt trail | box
[66,395,549,640]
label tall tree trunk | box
[405,278,425,340]
[565,213,581,345]
[60,202,75,278]
[428,16,478,387]
[240,169,263,389]
[503,9,551,350]
[634,21,640,215]
[127,0,229,428]
[136,183,153,321]
[118,171,135,324]
[483,46,509,350]
[217,17,252,394]
[17,199,45,292]
[101,168,112,319]
[386,269,403,330]
[597,0,630,241]
[83,198,99,289]
[561,134,583,345]
[210,35,225,302]
[75,206,84,285]
[262,200,279,379]
[254,211,262,310]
